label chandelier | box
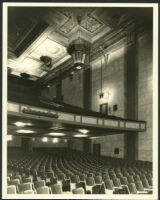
[67,15,88,70]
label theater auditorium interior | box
[6,5,154,196]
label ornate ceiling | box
[7,6,152,82]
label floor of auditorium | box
[7,148,153,195]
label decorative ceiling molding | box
[8,7,152,84]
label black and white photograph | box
[2,2,158,199]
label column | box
[124,22,138,160]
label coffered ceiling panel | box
[9,57,43,77]
[8,6,152,83]
[29,38,68,64]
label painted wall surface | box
[32,137,68,148]
[62,71,83,108]
[68,139,84,152]
[90,46,126,158]
[137,32,153,161]
[7,136,68,148]
[40,84,56,100]
[7,135,22,147]
[91,135,124,158]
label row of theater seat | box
[7,148,153,194]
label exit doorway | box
[93,144,101,156]
[100,103,108,115]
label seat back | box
[133,174,140,181]
[121,185,130,194]
[18,183,32,193]
[62,180,71,192]
[92,185,101,194]
[147,177,152,186]
[116,173,123,179]
[141,178,150,188]
[37,186,50,194]
[8,179,20,187]
[112,178,121,187]
[57,173,65,181]
[86,177,95,186]
[12,175,22,182]
[102,175,110,181]
[70,175,80,183]
[92,183,105,194]
[72,187,85,194]
[7,176,10,183]
[34,180,45,189]
[51,184,62,194]
[104,179,114,190]
[46,172,54,178]
[23,177,32,183]
[94,176,102,184]
[127,175,135,183]
[87,173,94,177]
[79,174,85,181]
[128,183,137,194]
[76,181,86,192]
[135,181,144,191]
[120,177,128,185]
[7,185,16,194]
[50,177,58,184]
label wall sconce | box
[99,92,104,99]
[99,91,111,101]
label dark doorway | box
[93,144,101,156]
[100,103,108,115]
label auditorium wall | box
[7,136,68,148]
[90,45,126,158]
[67,139,84,152]
[32,138,68,148]
[40,84,57,100]
[62,71,83,108]
[7,135,22,147]
[35,30,153,161]
[136,31,153,161]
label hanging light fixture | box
[67,15,88,70]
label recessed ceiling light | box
[16,130,36,134]
[78,129,89,134]
[14,122,32,127]
[52,138,59,143]
[7,135,13,141]
[48,132,65,136]
[42,137,48,142]
[74,134,88,138]
[49,127,63,130]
